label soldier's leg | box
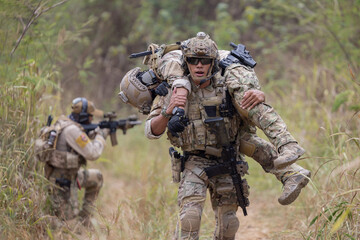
[47,167,79,220]
[177,169,207,240]
[210,175,242,240]
[272,164,311,205]
[77,168,103,224]
[233,93,305,168]
[239,130,310,205]
[248,104,305,168]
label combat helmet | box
[181,32,219,81]
[118,67,153,115]
[70,97,103,123]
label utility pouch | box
[239,139,256,157]
[55,178,71,189]
[169,147,182,183]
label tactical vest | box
[167,74,241,154]
[34,116,84,169]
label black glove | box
[154,82,170,96]
[167,107,189,137]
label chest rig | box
[167,74,241,154]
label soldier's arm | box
[225,64,264,118]
[157,50,191,104]
[145,88,187,138]
[63,125,106,161]
[241,89,265,110]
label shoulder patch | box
[76,133,90,148]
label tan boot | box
[278,169,311,205]
[274,143,305,169]
[78,201,96,227]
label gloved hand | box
[167,107,189,137]
[95,127,110,139]
[154,81,170,96]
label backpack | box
[34,116,71,163]
[142,43,181,80]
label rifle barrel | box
[129,49,159,59]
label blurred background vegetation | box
[0,0,359,239]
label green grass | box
[1,66,359,239]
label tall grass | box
[263,64,360,239]
[0,63,60,239]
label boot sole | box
[278,171,311,205]
[274,148,306,169]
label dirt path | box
[235,192,284,240]
[96,168,298,240]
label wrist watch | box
[161,107,172,118]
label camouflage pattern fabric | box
[224,64,297,150]
[154,50,298,151]
[177,156,247,240]
[39,116,106,222]
[48,168,103,220]
[144,47,309,238]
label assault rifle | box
[129,43,181,59]
[129,49,160,59]
[204,117,249,216]
[81,112,142,146]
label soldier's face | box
[187,58,212,80]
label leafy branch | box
[10,0,70,56]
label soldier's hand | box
[154,81,170,96]
[95,127,110,139]
[241,89,265,110]
[167,107,189,137]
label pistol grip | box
[110,133,118,146]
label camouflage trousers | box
[177,156,249,240]
[247,103,297,151]
[46,165,103,220]
[238,130,307,182]
[175,131,307,239]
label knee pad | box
[180,207,202,233]
[89,169,103,190]
[222,211,239,238]
[79,169,103,191]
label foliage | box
[1,0,360,239]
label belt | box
[184,150,220,160]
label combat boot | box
[274,142,306,169]
[278,169,311,205]
[78,201,96,227]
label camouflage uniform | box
[43,115,106,222]
[144,33,310,239]
[146,76,249,239]
[158,49,297,152]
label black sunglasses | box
[186,57,213,65]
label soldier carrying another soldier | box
[127,32,311,239]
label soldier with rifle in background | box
[34,97,140,227]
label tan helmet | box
[181,32,219,81]
[70,97,104,123]
[182,32,219,59]
[118,67,153,114]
